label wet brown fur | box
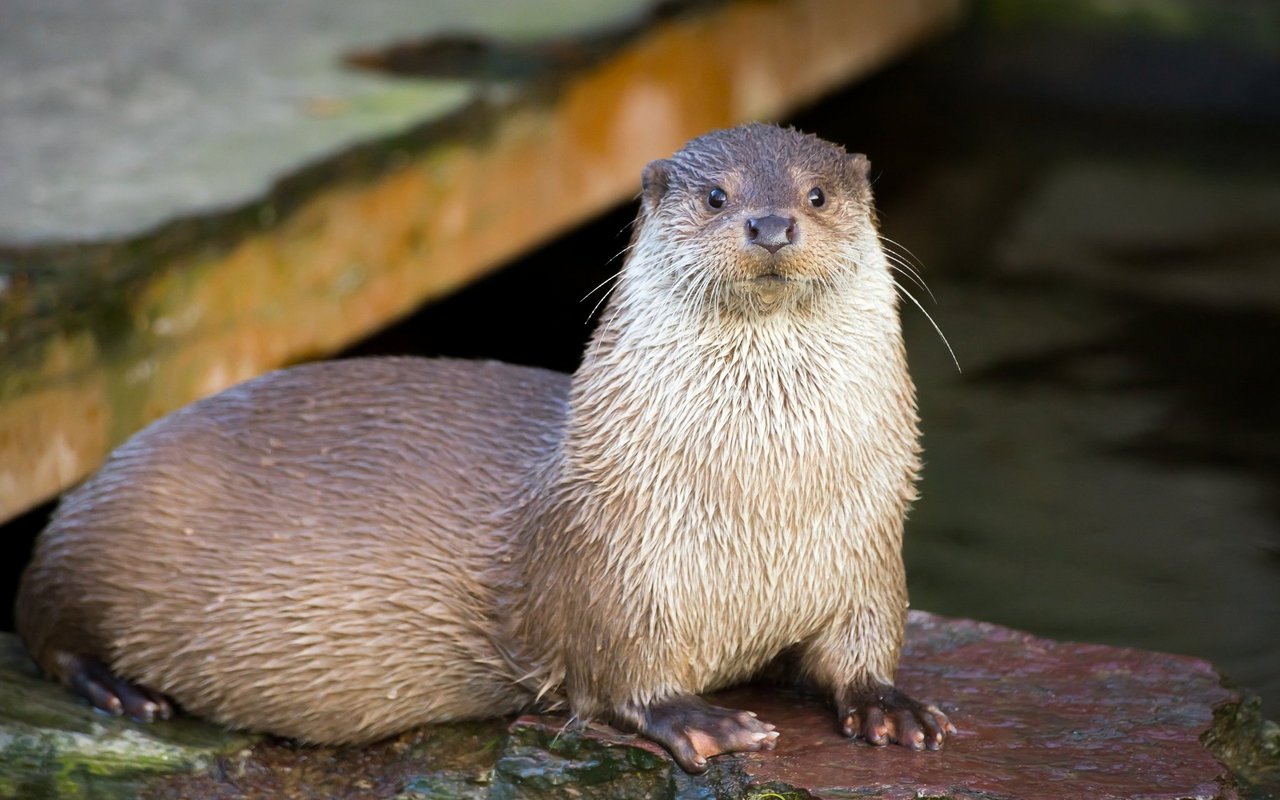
[18,124,920,748]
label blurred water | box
[797,27,1280,718]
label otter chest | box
[621,394,900,686]
[557,317,917,690]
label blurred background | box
[2,0,1277,726]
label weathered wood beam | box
[0,0,964,521]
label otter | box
[17,123,953,774]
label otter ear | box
[641,159,672,213]
[847,153,874,206]
[847,153,871,183]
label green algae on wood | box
[0,0,662,246]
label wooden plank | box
[0,0,965,521]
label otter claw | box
[65,654,173,723]
[839,685,953,751]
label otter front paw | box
[631,696,779,773]
[838,685,954,751]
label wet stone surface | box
[3,613,1273,799]
[716,613,1249,799]
[0,634,256,800]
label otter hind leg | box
[58,653,173,723]
[838,684,955,751]
[618,696,779,774]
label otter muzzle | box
[745,215,796,254]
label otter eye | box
[808,187,826,207]
[707,187,727,210]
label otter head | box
[634,123,879,315]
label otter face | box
[637,124,880,313]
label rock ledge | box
[2,612,1274,799]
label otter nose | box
[746,215,796,254]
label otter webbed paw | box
[838,684,954,751]
[628,696,779,773]
[64,654,173,723]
